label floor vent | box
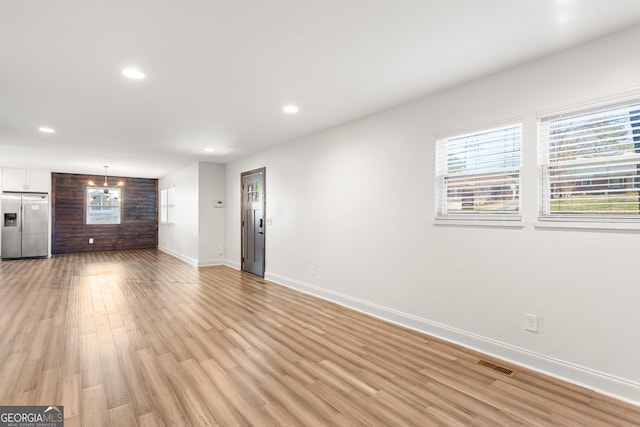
[475,359,517,377]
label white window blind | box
[160,189,168,224]
[435,123,522,219]
[539,101,640,220]
[159,187,175,225]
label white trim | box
[197,257,224,267]
[264,271,640,407]
[536,87,640,119]
[224,259,241,270]
[434,115,524,141]
[157,247,225,267]
[433,219,525,228]
[537,94,640,225]
[157,245,198,266]
[534,220,640,232]
[434,122,523,220]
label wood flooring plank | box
[113,346,154,417]
[158,353,219,427]
[61,373,82,419]
[107,404,138,427]
[279,374,339,421]
[42,323,65,371]
[259,373,328,426]
[347,388,415,427]
[8,390,36,405]
[263,401,304,427]
[197,358,265,426]
[225,365,274,408]
[180,359,251,427]
[82,384,109,427]
[0,353,26,401]
[63,415,82,427]
[34,368,60,405]
[96,315,130,409]
[318,359,378,395]
[11,358,42,397]
[296,359,353,394]
[136,348,190,426]
[28,318,53,361]
[137,411,164,427]
[80,333,103,389]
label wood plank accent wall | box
[52,173,158,254]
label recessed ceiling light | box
[122,68,146,79]
[204,148,214,152]
[38,127,55,133]
[282,104,299,114]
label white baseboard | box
[265,271,640,407]
[158,247,225,267]
[197,258,224,267]
[224,259,241,270]
[157,246,198,266]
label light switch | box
[525,313,538,333]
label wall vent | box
[475,359,517,377]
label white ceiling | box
[2,0,640,178]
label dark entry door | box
[241,168,265,277]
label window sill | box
[433,218,525,228]
[534,220,640,232]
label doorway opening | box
[240,167,265,277]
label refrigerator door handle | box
[19,205,23,233]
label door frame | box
[240,167,266,276]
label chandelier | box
[88,165,124,200]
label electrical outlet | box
[310,265,316,276]
[218,247,223,256]
[89,238,94,244]
[525,313,538,333]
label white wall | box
[159,162,199,264]
[225,25,640,404]
[198,162,225,266]
[159,161,225,266]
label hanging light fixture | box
[88,165,124,200]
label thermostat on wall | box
[214,200,224,208]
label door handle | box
[259,218,263,228]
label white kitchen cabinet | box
[2,168,50,192]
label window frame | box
[86,186,122,225]
[434,122,523,223]
[538,99,640,224]
[159,187,175,225]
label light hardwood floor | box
[0,249,638,426]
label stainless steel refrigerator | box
[1,192,49,259]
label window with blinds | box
[539,101,640,220]
[160,187,176,225]
[435,123,522,219]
